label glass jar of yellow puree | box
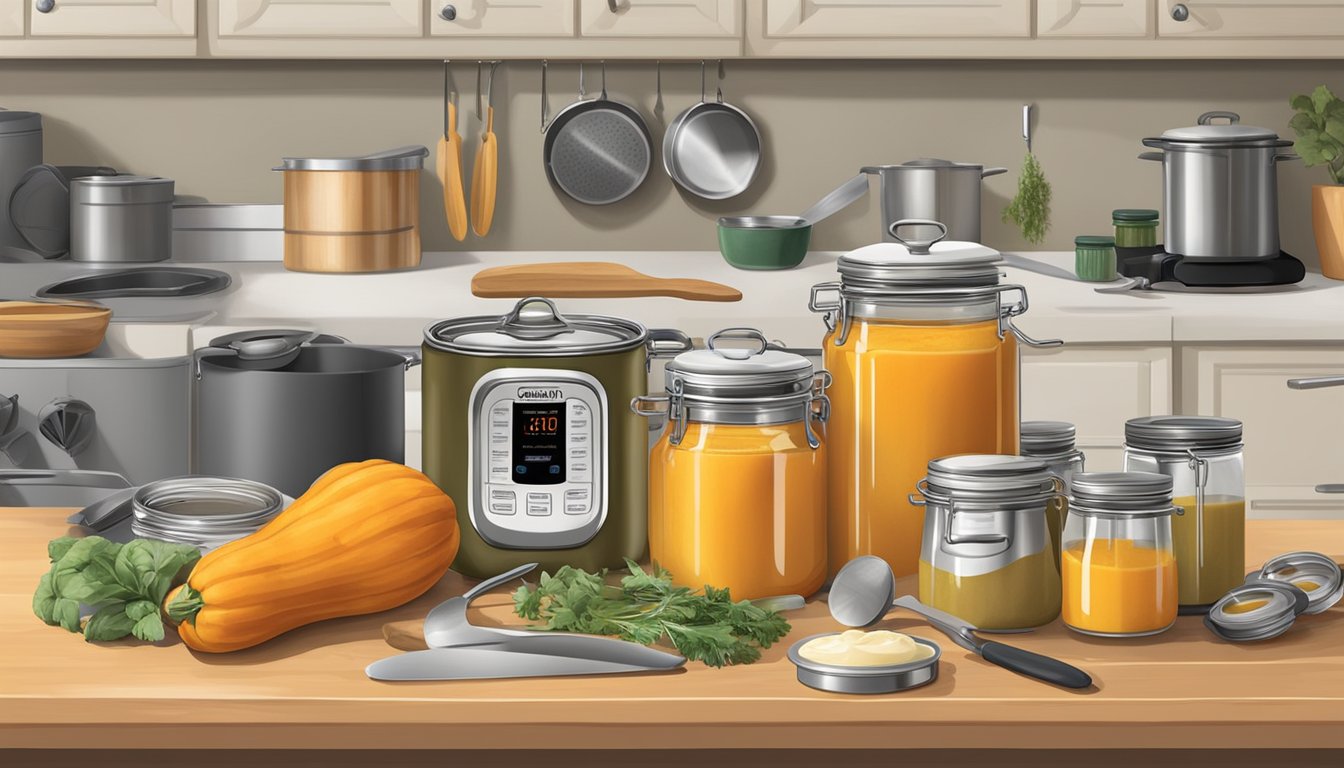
[1062,472,1179,637]
[810,220,1061,578]
[633,328,829,599]
[1124,417,1245,612]
[911,454,1064,631]
[1020,420,1086,568]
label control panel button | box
[570,461,591,483]
[489,489,516,515]
[564,486,590,515]
[526,492,552,516]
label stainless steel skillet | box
[663,60,762,200]
[542,62,652,206]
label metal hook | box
[540,60,549,134]
[475,61,482,121]
[699,59,706,103]
[443,60,452,140]
[715,59,724,103]
[1022,104,1033,154]
[486,60,499,111]
[655,61,663,116]
[579,62,586,100]
[600,60,608,100]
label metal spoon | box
[829,556,1092,690]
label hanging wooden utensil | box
[470,61,500,237]
[471,262,742,302]
[439,61,468,242]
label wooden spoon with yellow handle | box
[438,63,468,242]
[470,61,500,238]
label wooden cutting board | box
[471,262,742,302]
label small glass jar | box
[131,475,286,550]
[1075,236,1117,282]
[1112,209,1160,249]
[1062,471,1179,637]
[911,454,1063,631]
[1020,420,1086,567]
[1123,416,1246,610]
[633,328,830,599]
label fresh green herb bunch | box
[1003,152,1052,245]
[513,559,791,668]
[1289,85,1344,185]
[33,536,201,643]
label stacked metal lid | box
[1069,471,1175,515]
[1205,552,1343,642]
[922,454,1057,502]
[425,297,647,356]
[1020,420,1078,457]
[131,476,285,550]
[665,328,816,401]
[1156,112,1289,148]
[836,220,1002,294]
[1125,416,1243,452]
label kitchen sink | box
[36,267,231,300]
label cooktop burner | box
[1117,246,1306,288]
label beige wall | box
[1,59,1336,264]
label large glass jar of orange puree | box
[1062,472,1179,637]
[1124,417,1245,612]
[809,219,1059,577]
[633,328,830,599]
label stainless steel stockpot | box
[862,159,1007,244]
[1140,111,1297,262]
[70,175,175,263]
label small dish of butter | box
[788,629,941,694]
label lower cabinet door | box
[30,0,195,36]
[1022,345,1174,472]
[217,0,422,38]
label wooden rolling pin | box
[471,262,742,302]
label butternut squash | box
[164,460,459,653]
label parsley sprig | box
[512,559,791,668]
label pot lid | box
[838,219,1001,288]
[1159,111,1280,143]
[861,158,989,172]
[1125,416,1243,452]
[924,454,1055,498]
[71,175,175,205]
[425,297,647,357]
[1020,420,1077,456]
[1251,552,1343,615]
[665,328,814,397]
[0,110,41,135]
[1075,235,1115,248]
[1070,471,1173,513]
[277,145,428,172]
[1204,581,1308,642]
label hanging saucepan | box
[663,61,762,200]
[543,62,652,205]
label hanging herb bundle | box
[1003,151,1052,245]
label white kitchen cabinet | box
[1038,0,1152,37]
[1182,346,1344,519]
[1158,0,1344,39]
[759,0,1031,39]
[218,0,421,38]
[431,0,575,38]
[29,0,195,36]
[0,0,21,36]
[581,0,738,38]
[1022,345,1173,472]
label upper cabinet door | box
[431,0,575,37]
[580,0,739,38]
[0,0,21,36]
[218,0,421,38]
[1159,0,1344,38]
[29,0,195,36]
[1038,0,1152,37]
[762,0,1031,38]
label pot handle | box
[386,346,422,370]
[630,394,669,417]
[1275,153,1301,162]
[889,219,948,255]
[1198,110,1240,125]
[647,328,693,358]
[981,167,1008,178]
[1138,152,1165,162]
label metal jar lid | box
[1204,581,1309,642]
[1021,421,1077,456]
[425,297,648,357]
[924,454,1056,500]
[131,475,285,550]
[277,144,428,172]
[70,175,175,205]
[837,220,1002,291]
[665,328,815,400]
[1251,552,1343,615]
[1070,471,1174,514]
[1125,416,1243,452]
[1112,208,1159,223]
[0,110,42,136]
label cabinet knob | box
[35,0,54,13]
[607,0,619,12]
[440,4,456,21]
[1171,3,1190,22]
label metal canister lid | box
[837,219,1002,291]
[1070,471,1174,514]
[1021,421,1077,456]
[71,175,175,205]
[131,475,285,550]
[1204,581,1308,642]
[924,454,1055,499]
[1251,552,1343,615]
[665,328,814,400]
[425,296,647,357]
[1112,208,1159,222]
[1124,416,1243,452]
[0,111,42,135]
[277,145,428,172]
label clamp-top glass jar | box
[632,328,830,599]
[1123,416,1245,609]
[911,454,1064,631]
[1020,420,1086,566]
[810,219,1060,577]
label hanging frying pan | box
[663,60,761,201]
[542,62,652,206]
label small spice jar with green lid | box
[1075,236,1117,282]
[1112,209,1159,249]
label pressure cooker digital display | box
[512,403,566,484]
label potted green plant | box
[1289,85,1344,279]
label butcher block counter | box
[2,508,1342,767]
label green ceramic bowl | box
[717,216,812,270]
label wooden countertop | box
[2,509,1342,752]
